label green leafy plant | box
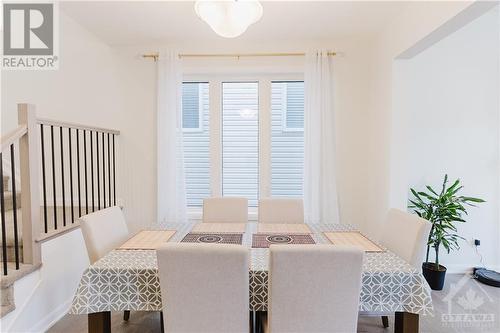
[408,175,485,270]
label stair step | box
[2,176,8,191]
[0,262,42,318]
[0,244,24,263]
[2,192,22,212]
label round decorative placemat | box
[197,235,223,243]
[266,235,293,244]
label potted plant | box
[408,175,484,290]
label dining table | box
[69,222,433,333]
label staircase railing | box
[0,104,120,276]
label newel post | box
[18,104,41,265]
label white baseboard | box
[445,264,500,274]
[30,298,72,333]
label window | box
[181,78,304,209]
[182,83,203,131]
[182,82,210,206]
[281,81,305,131]
[222,82,259,207]
[271,82,304,197]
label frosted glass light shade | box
[194,1,263,38]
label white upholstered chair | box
[265,244,364,333]
[157,243,249,333]
[79,206,129,264]
[202,197,248,223]
[380,208,432,268]
[79,206,131,321]
[258,198,304,224]
[377,208,432,328]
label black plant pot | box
[422,262,447,290]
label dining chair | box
[79,206,130,264]
[202,197,248,223]
[157,243,249,333]
[265,244,364,333]
[378,208,432,328]
[258,198,304,224]
[380,208,432,268]
[79,206,132,321]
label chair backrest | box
[268,244,364,333]
[380,208,432,268]
[79,206,129,264]
[258,198,304,224]
[157,243,249,333]
[202,197,248,223]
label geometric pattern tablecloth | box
[69,222,433,315]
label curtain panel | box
[157,50,187,225]
[303,50,340,224]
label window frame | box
[181,82,204,132]
[182,73,304,219]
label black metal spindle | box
[84,130,89,214]
[107,133,111,207]
[113,134,116,206]
[96,131,100,210]
[10,145,20,270]
[76,129,82,217]
[102,132,106,208]
[40,124,48,233]
[1,153,8,275]
[51,126,57,230]
[90,131,94,212]
[60,127,66,227]
[68,128,74,223]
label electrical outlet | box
[474,239,481,246]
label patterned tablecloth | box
[69,222,433,315]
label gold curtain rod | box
[142,52,337,61]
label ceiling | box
[61,1,409,46]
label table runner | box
[69,222,433,315]
[181,232,243,244]
[118,230,176,250]
[323,231,384,252]
[252,233,315,248]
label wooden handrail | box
[37,118,120,135]
[35,222,81,243]
[1,125,28,151]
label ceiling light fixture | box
[194,0,263,38]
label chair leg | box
[160,311,165,333]
[381,315,389,328]
[123,310,130,321]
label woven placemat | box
[191,223,246,233]
[323,231,384,252]
[118,230,176,250]
[252,234,315,248]
[181,233,243,245]
[257,223,311,234]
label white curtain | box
[157,49,187,225]
[303,50,340,224]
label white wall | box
[361,1,495,238]
[400,7,499,272]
